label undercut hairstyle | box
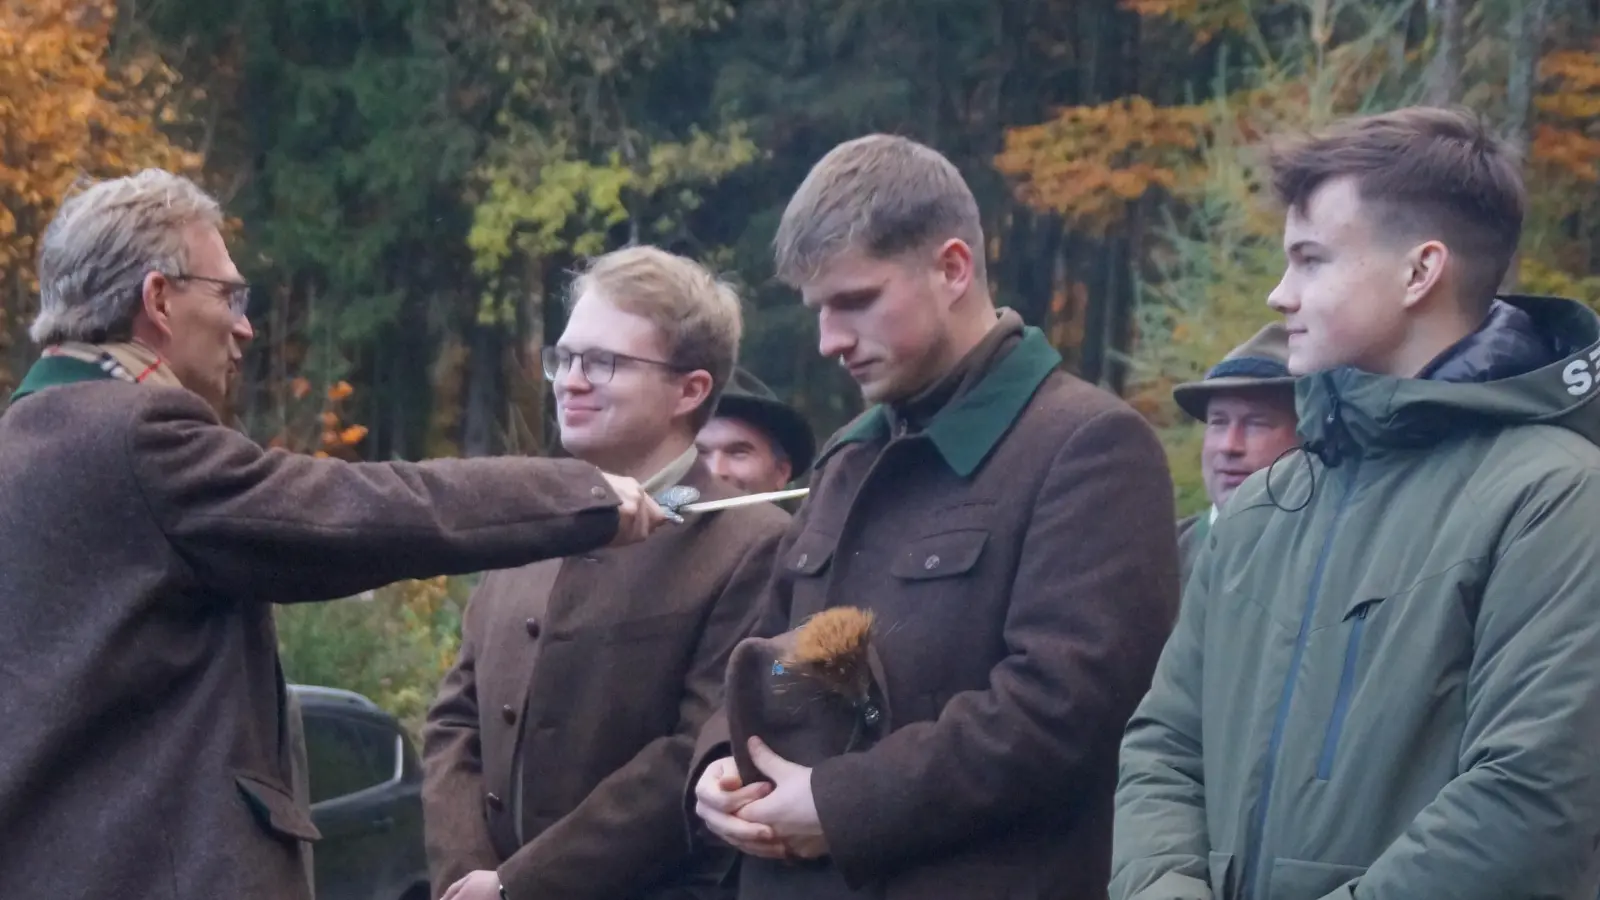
[1268,106,1525,310]
[568,246,743,428]
[774,134,987,286]
[32,169,223,345]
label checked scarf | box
[40,340,183,390]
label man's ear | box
[141,271,176,338]
[933,239,975,305]
[677,369,715,420]
[1400,240,1449,311]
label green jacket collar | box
[1296,295,1600,460]
[8,355,114,404]
[819,326,1062,477]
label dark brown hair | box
[774,134,986,285]
[1269,106,1526,308]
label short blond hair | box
[33,169,223,345]
[774,134,986,285]
[568,245,742,427]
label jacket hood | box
[1297,295,1600,462]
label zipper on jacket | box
[1316,602,1372,780]
[1242,457,1363,900]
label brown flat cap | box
[1172,322,1297,422]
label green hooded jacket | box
[1112,296,1600,900]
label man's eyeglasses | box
[541,346,687,385]
[168,272,251,318]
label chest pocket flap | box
[787,530,837,577]
[891,529,988,580]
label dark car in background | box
[291,684,431,900]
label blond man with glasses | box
[423,246,790,900]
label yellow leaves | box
[1518,257,1600,316]
[339,426,369,446]
[1542,50,1600,91]
[469,121,758,278]
[327,380,354,401]
[996,96,1207,233]
[290,377,311,400]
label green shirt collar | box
[818,326,1062,477]
[8,355,115,405]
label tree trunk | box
[510,256,548,457]
[1504,0,1549,288]
[1424,0,1466,106]
[1105,234,1135,396]
[461,320,505,458]
[379,302,434,461]
[1077,235,1110,385]
[1506,0,1548,158]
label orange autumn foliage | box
[268,379,368,459]
[1533,48,1600,182]
[1117,0,1254,45]
[0,0,200,289]
[995,96,1208,233]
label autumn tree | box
[1518,43,1600,309]
[999,0,1421,511]
[0,0,198,395]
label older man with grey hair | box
[0,169,666,900]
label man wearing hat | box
[696,367,816,494]
[1170,322,1299,583]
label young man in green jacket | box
[1111,107,1600,900]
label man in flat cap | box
[1170,323,1299,583]
[696,367,816,495]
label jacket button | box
[501,704,516,724]
[525,617,541,639]
[591,486,607,498]
[924,554,941,570]
[486,793,503,811]
[797,553,809,567]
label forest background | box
[6,0,1598,733]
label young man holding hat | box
[697,367,816,494]
[691,134,1178,900]
[1169,323,1299,583]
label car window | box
[303,713,394,803]
[352,718,399,783]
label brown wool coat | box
[423,461,790,900]
[0,377,624,900]
[690,320,1180,900]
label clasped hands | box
[694,737,829,862]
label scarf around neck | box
[43,340,183,390]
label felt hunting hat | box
[713,368,816,477]
[725,608,891,787]
[1172,322,1297,422]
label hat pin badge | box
[653,485,701,524]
